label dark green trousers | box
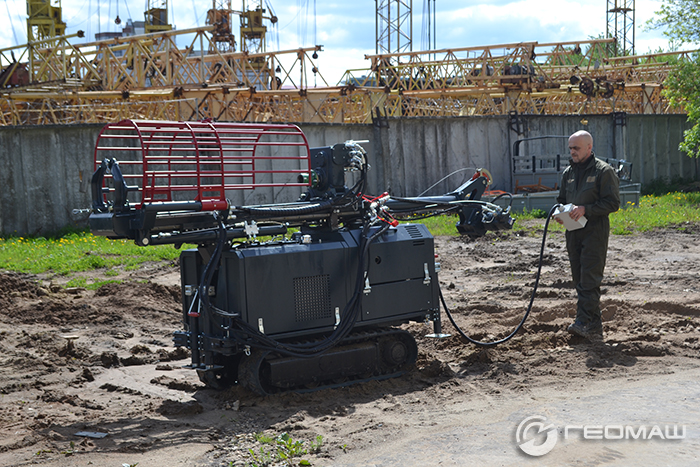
[565,217,610,324]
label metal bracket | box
[613,111,627,127]
[334,307,340,329]
[258,318,265,334]
[508,110,526,136]
[364,277,372,294]
[423,263,431,285]
[244,220,259,239]
[425,309,451,338]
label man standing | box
[556,130,620,340]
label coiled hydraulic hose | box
[441,203,560,346]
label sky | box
[0,0,690,85]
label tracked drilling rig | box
[87,120,514,394]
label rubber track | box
[238,328,418,395]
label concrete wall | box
[626,115,699,185]
[508,114,698,187]
[0,114,697,236]
[0,125,101,236]
[374,117,511,197]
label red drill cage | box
[94,120,311,211]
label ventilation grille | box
[293,275,332,322]
[404,225,424,239]
[404,225,426,245]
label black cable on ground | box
[441,204,560,347]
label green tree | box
[647,0,700,45]
[648,0,700,158]
[665,60,700,158]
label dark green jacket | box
[557,154,620,220]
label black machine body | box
[86,120,514,394]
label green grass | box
[246,432,316,467]
[418,192,700,236]
[402,213,463,236]
[610,192,700,235]
[0,231,185,275]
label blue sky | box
[0,1,688,84]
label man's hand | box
[569,205,586,221]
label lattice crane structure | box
[207,1,237,53]
[607,0,635,56]
[27,0,66,42]
[376,0,413,56]
[239,0,276,55]
[145,0,173,34]
[341,39,693,118]
[0,25,326,125]
[0,3,691,125]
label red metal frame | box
[94,120,311,211]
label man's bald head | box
[569,130,593,164]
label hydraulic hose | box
[441,203,560,346]
[197,204,390,358]
[389,196,510,214]
[222,222,389,358]
[243,199,334,217]
[197,212,235,318]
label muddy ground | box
[0,222,699,466]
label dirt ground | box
[1,221,699,466]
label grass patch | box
[246,432,317,467]
[401,214,462,236]
[610,192,700,234]
[418,192,700,237]
[0,231,186,275]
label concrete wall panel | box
[1,115,697,236]
[625,115,698,185]
[0,125,100,236]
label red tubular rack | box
[93,120,311,211]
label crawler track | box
[230,328,418,395]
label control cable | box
[440,204,560,346]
